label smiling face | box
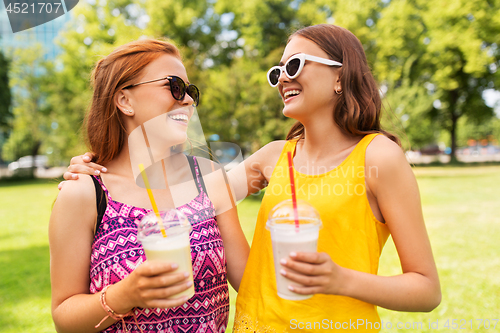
[117,53,195,146]
[277,36,342,123]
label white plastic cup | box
[137,209,195,299]
[266,199,322,300]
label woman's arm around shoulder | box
[213,204,250,292]
[195,157,250,291]
[228,140,287,200]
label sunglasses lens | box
[187,85,200,106]
[170,77,186,100]
[286,58,301,77]
[268,68,281,86]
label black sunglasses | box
[124,75,200,107]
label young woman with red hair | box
[49,39,249,333]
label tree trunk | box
[450,112,459,163]
[28,141,42,179]
[448,90,460,164]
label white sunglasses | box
[267,53,343,87]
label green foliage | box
[382,84,438,151]
[374,0,500,156]
[1,45,51,167]
[39,0,316,158]
[7,0,499,165]
[0,49,13,164]
[0,50,12,133]
[199,52,294,154]
[217,0,303,56]
[456,115,500,147]
[198,0,323,152]
[145,0,238,68]
[40,0,146,165]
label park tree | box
[48,0,400,157]
[0,49,12,163]
[46,0,244,160]
[42,0,147,164]
[457,114,500,147]
[373,0,500,160]
[199,0,326,153]
[1,45,52,176]
[46,0,283,156]
[0,50,12,132]
[44,0,500,161]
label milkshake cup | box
[266,199,322,300]
[137,209,195,299]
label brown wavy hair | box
[285,24,400,145]
[85,39,181,165]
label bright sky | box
[483,89,500,118]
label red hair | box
[85,39,181,165]
[285,24,400,145]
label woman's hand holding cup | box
[118,260,193,310]
[279,251,345,296]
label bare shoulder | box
[51,174,97,236]
[55,174,96,210]
[365,135,407,170]
[246,140,287,166]
[258,140,287,155]
[365,134,416,198]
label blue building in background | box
[0,3,72,59]
[0,3,74,169]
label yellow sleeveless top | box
[234,134,390,333]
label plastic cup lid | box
[266,199,322,230]
[137,209,190,241]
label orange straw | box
[287,151,299,232]
[139,163,167,238]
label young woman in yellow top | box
[63,24,441,332]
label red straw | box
[287,151,300,232]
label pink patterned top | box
[89,156,229,333]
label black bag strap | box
[91,175,107,232]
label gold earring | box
[335,88,343,95]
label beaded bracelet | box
[95,285,144,333]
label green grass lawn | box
[378,166,500,332]
[0,179,60,333]
[1,166,499,332]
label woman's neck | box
[107,140,179,179]
[100,142,187,209]
[104,145,133,177]
[299,120,360,162]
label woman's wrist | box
[104,281,135,314]
[334,266,354,297]
[95,283,144,333]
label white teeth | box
[284,90,301,99]
[168,114,188,122]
